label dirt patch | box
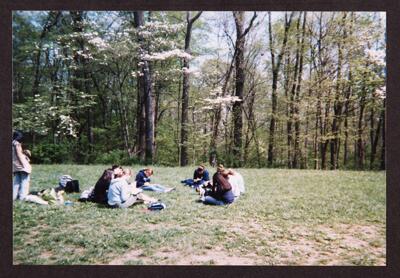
[275,223,385,265]
[108,249,144,265]
[106,222,385,265]
[154,249,261,265]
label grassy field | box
[13,165,386,265]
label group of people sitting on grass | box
[13,131,245,209]
[81,165,175,208]
[181,164,245,206]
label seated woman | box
[224,169,245,199]
[107,167,141,208]
[135,168,175,193]
[181,164,210,188]
[201,165,235,206]
[90,165,120,204]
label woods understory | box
[13,11,386,170]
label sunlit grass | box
[13,165,386,265]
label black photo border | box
[1,0,399,278]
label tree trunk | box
[180,11,202,166]
[232,11,246,167]
[267,12,294,167]
[32,11,61,97]
[134,11,154,164]
[380,99,385,170]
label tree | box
[180,11,202,166]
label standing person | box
[107,167,139,208]
[201,165,235,206]
[12,131,32,201]
[181,164,210,188]
[135,168,175,193]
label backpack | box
[148,202,166,211]
[58,175,80,193]
[65,180,80,193]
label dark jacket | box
[135,170,151,188]
[193,169,210,182]
[211,172,234,203]
[92,169,113,204]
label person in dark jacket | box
[181,164,210,188]
[201,165,235,206]
[135,168,175,193]
[90,165,120,204]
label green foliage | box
[93,150,138,165]
[32,143,73,164]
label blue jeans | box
[141,184,170,192]
[13,171,30,201]
[181,179,205,188]
[203,196,225,206]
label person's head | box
[123,168,133,181]
[123,168,132,177]
[111,164,120,170]
[113,166,124,178]
[143,168,153,177]
[221,169,230,178]
[217,164,225,173]
[13,130,23,143]
[102,169,114,182]
[197,164,206,173]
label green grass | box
[13,165,386,265]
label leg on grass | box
[203,196,225,206]
[118,195,138,208]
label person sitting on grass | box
[181,164,210,188]
[90,165,120,204]
[135,168,175,193]
[200,164,235,206]
[223,169,245,199]
[107,167,142,208]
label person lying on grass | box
[135,168,175,193]
[199,164,235,206]
[181,164,210,188]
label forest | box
[12,11,386,170]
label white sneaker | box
[199,188,205,197]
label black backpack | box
[64,180,80,193]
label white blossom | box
[142,49,193,61]
[88,37,109,50]
[365,49,385,66]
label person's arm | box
[120,181,131,203]
[15,142,31,169]
[203,171,210,181]
[15,143,25,165]
[135,172,144,187]
[216,174,232,192]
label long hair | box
[102,169,114,182]
[13,130,23,143]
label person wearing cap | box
[201,164,235,206]
[135,168,175,193]
[181,164,210,188]
[12,131,32,201]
